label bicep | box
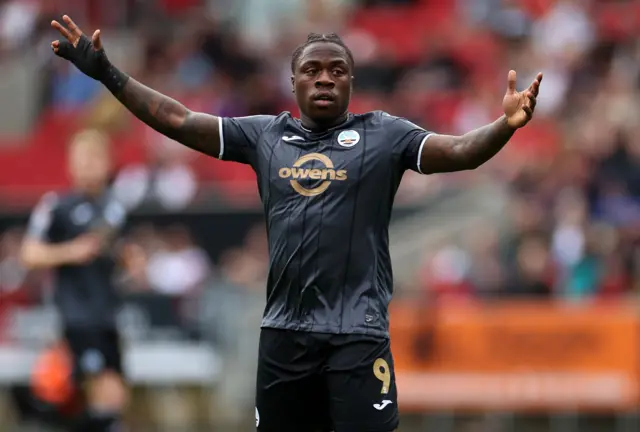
[418,134,470,174]
[114,78,222,157]
[385,114,473,174]
[177,111,223,158]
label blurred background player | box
[20,129,128,432]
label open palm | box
[503,70,543,129]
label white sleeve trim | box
[27,192,58,239]
[217,116,225,160]
[416,133,435,174]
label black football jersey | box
[219,111,433,337]
[26,191,127,329]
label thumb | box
[92,29,102,50]
[507,70,517,94]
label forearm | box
[456,115,515,168]
[423,116,515,173]
[21,241,77,269]
[110,77,220,156]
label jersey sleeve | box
[382,113,436,174]
[218,115,275,165]
[25,192,59,241]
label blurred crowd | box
[0,0,638,306]
[409,0,640,302]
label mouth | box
[312,92,336,107]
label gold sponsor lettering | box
[291,168,310,179]
[278,153,347,196]
[278,168,291,177]
[321,168,335,180]
[309,169,322,180]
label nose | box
[315,70,335,88]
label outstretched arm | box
[112,79,221,157]
[419,116,515,174]
[51,15,221,157]
[420,71,542,174]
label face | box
[68,135,111,193]
[292,41,353,126]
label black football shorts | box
[63,327,124,382]
[255,328,399,432]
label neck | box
[301,111,349,132]
[76,183,106,198]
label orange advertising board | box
[389,301,640,411]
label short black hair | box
[291,33,355,73]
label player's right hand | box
[67,234,103,264]
[51,15,111,81]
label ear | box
[291,75,295,93]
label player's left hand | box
[503,70,543,129]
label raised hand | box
[50,15,111,81]
[48,15,221,158]
[503,70,543,129]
